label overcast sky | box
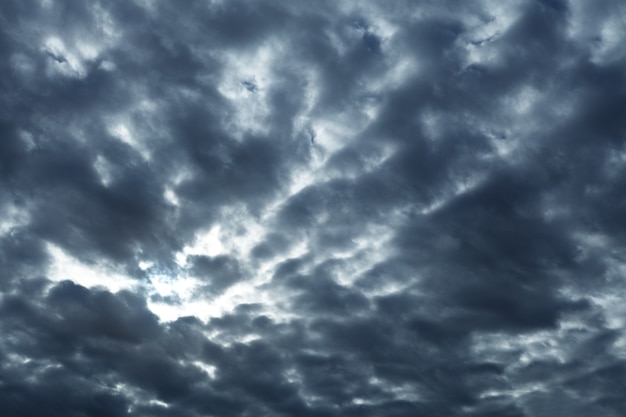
[1,0,626,416]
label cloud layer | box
[1,0,626,415]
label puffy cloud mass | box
[1,0,626,416]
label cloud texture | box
[1,0,626,415]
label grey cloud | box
[1,0,626,416]
[189,254,245,293]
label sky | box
[1,0,626,416]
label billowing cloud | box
[1,0,626,416]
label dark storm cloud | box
[2,0,626,416]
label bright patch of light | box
[191,361,216,378]
[567,2,626,65]
[6,353,31,365]
[74,40,100,61]
[163,187,179,206]
[164,169,192,210]
[107,121,151,160]
[99,60,116,71]
[472,328,570,378]
[292,69,320,136]
[147,299,220,323]
[91,2,119,41]
[148,273,198,299]
[111,123,132,146]
[334,225,395,287]
[93,155,113,186]
[287,167,317,197]
[133,0,158,15]
[353,398,376,406]
[329,143,397,182]
[217,41,277,138]
[182,226,225,259]
[459,2,524,68]
[480,383,546,400]
[0,204,31,238]
[421,174,485,214]
[149,279,267,323]
[42,37,87,79]
[46,243,135,292]
[178,241,309,324]
[148,400,169,408]
[211,205,267,258]
[312,117,354,154]
[368,56,417,93]
[138,261,153,271]
[592,14,626,64]
[144,268,240,321]
[588,292,626,331]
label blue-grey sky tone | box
[1,1,626,416]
